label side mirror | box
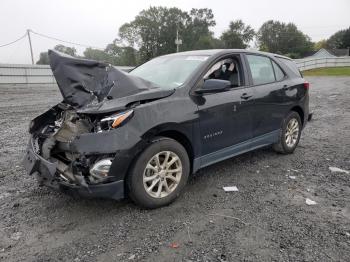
[195,79,231,94]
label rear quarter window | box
[272,61,285,81]
[276,57,302,77]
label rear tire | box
[127,137,189,209]
[273,111,302,154]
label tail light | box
[303,81,310,90]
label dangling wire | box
[0,33,27,48]
[29,29,105,50]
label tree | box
[220,20,255,49]
[314,39,328,50]
[83,43,137,66]
[118,7,217,63]
[36,44,77,64]
[193,35,222,50]
[83,48,113,63]
[182,8,217,50]
[53,44,77,56]
[327,27,350,49]
[36,52,49,64]
[257,20,314,58]
[105,42,138,66]
[118,7,188,62]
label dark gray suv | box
[23,49,309,208]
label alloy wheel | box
[285,118,299,148]
[143,151,182,198]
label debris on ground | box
[223,186,238,192]
[208,214,248,225]
[128,254,135,260]
[329,166,349,174]
[0,192,11,200]
[10,232,23,241]
[184,223,192,242]
[169,243,180,248]
[218,254,227,262]
[305,198,317,205]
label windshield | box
[129,55,209,89]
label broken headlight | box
[98,110,134,131]
[90,158,113,179]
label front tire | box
[273,111,302,154]
[127,137,190,209]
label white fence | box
[0,64,56,84]
[0,64,133,85]
[295,57,350,71]
[1,57,350,85]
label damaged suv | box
[23,49,309,208]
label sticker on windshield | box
[185,56,209,61]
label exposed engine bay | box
[23,50,175,199]
[31,104,118,188]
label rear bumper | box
[22,138,125,200]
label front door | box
[195,55,254,162]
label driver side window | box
[204,57,243,87]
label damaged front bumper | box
[22,138,124,200]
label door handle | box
[241,93,252,100]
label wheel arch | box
[290,105,305,126]
[141,124,195,174]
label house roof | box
[302,48,349,59]
[310,48,336,58]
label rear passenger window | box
[277,57,302,77]
[246,55,275,85]
[272,61,285,81]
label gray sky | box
[0,0,349,64]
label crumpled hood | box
[49,50,174,112]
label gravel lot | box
[0,77,349,262]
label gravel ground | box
[0,77,349,262]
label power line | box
[0,33,27,48]
[29,29,105,50]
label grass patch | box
[303,67,350,76]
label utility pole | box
[27,29,34,64]
[175,29,182,53]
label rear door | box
[244,54,287,138]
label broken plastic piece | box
[329,167,349,174]
[305,198,317,205]
[223,186,239,192]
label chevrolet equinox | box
[23,49,309,208]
